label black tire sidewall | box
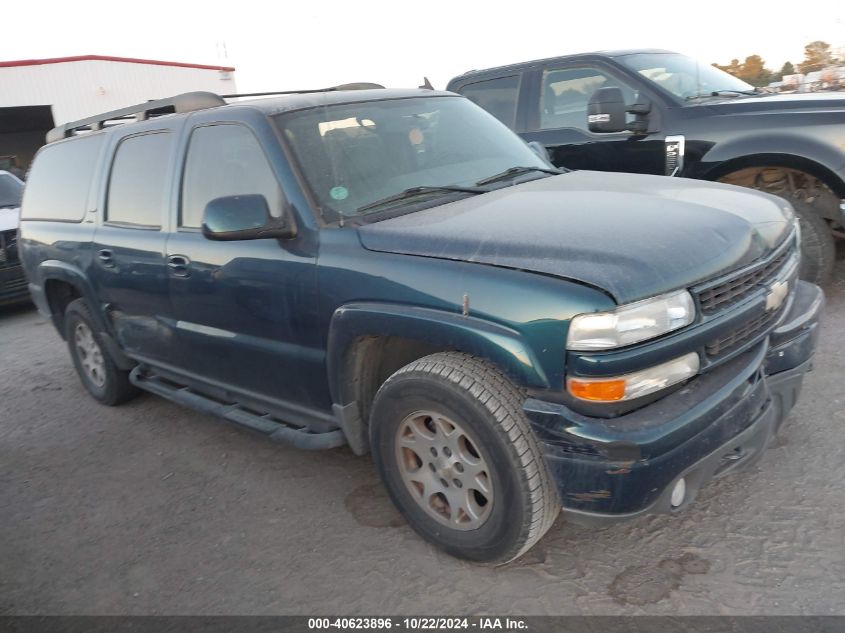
[371,373,528,562]
[65,301,124,405]
[790,199,835,285]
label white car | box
[0,170,28,306]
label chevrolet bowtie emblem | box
[765,280,789,311]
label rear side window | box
[107,132,172,228]
[458,75,521,128]
[180,124,283,228]
[21,135,103,222]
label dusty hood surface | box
[358,171,792,304]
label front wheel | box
[790,199,835,286]
[370,352,559,564]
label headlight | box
[567,352,700,402]
[567,290,695,351]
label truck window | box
[21,135,103,222]
[539,67,635,131]
[458,75,521,128]
[180,124,283,229]
[106,132,172,228]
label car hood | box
[0,207,19,232]
[695,91,845,114]
[357,171,793,304]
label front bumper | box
[524,280,824,524]
[0,264,30,306]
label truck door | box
[164,119,323,411]
[520,63,666,175]
[89,127,176,364]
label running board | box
[129,367,347,450]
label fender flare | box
[326,302,550,405]
[693,134,845,196]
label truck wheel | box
[719,167,836,285]
[64,298,138,406]
[789,199,835,285]
[369,352,559,564]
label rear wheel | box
[370,352,559,564]
[64,298,137,406]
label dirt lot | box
[1,258,844,616]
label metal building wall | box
[0,59,237,124]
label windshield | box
[275,96,552,220]
[617,53,756,100]
[0,173,23,208]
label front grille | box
[696,239,794,314]
[705,307,782,357]
[0,230,18,267]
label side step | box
[129,367,347,450]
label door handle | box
[167,254,191,277]
[97,249,115,267]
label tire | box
[64,298,138,406]
[369,352,559,564]
[790,199,835,286]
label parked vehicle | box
[19,88,823,563]
[0,170,28,307]
[447,50,845,285]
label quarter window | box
[21,135,103,222]
[459,75,521,128]
[180,124,283,229]
[539,67,635,131]
[106,132,172,227]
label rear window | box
[21,135,104,222]
[457,75,521,128]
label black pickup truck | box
[447,50,845,284]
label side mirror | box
[527,141,551,162]
[201,194,296,241]
[587,87,628,133]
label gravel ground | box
[1,256,843,616]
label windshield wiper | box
[357,185,487,214]
[475,166,561,187]
[685,89,760,100]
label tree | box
[798,41,837,74]
[714,55,772,87]
[713,59,742,75]
[780,61,795,77]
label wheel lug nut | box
[430,447,438,457]
[428,463,436,472]
[453,479,462,488]
[443,447,452,457]
[455,463,464,473]
[440,478,449,488]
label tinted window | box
[21,135,103,221]
[0,173,22,208]
[539,67,635,131]
[181,124,283,228]
[458,76,520,128]
[107,132,172,227]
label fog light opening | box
[670,477,686,508]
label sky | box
[6,0,845,92]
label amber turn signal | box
[566,377,627,402]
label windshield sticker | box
[408,128,424,145]
[330,186,349,201]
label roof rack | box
[46,83,386,144]
[220,82,385,99]
[46,91,225,143]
